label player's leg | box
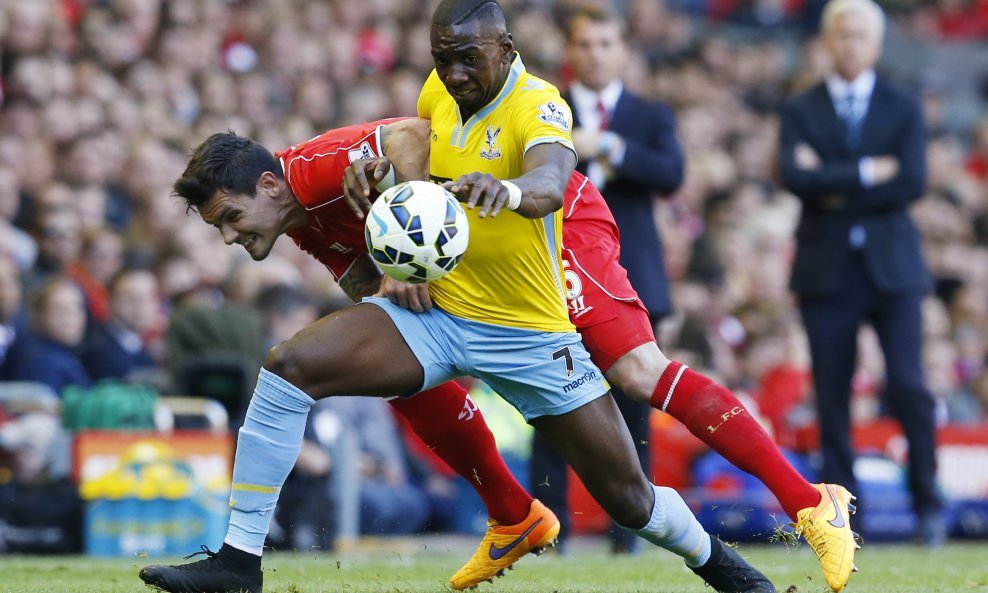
[531,396,775,593]
[587,302,857,592]
[477,328,773,593]
[607,385,650,554]
[388,382,534,524]
[582,299,822,519]
[366,298,559,589]
[529,429,571,548]
[140,303,428,593]
[390,383,562,589]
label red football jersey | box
[276,122,641,319]
[560,172,640,327]
[276,119,403,280]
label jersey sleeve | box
[511,84,576,157]
[283,153,349,208]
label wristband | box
[374,166,397,192]
[502,180,522,211]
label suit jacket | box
[779,78,932,298]
[79,322,156,381]
[564,89,684,318]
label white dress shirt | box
[570,80,626,189]
[826,70,878,188]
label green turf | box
[1,538,986,593]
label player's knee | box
[263,341,308,390]
[608,350,664,403]
[620,373,660,403]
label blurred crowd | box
[1,0,988,537]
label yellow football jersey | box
[418,54,576,332]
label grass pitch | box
[0,536,986,593]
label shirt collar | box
[826,69,876,102]
[570,80,623,113]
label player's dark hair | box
[565,6,627,41]
[432,0,505,29]
[173,132,282,212]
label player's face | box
[825,9,882,81]
[198,180,283,261]
[566,17,627,91]
[431,21,513,117]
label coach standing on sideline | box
[778,0,943,545]
[530,6,684,555]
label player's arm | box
[338,253,433,312]
[338,255,384,302]
[443,143,577,219]
[342,120,432,216]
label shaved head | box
[432,0,506,32]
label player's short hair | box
[173,132,282,212]
[432,0,505,30]
[821,0,885,38]
[565,6,627,41]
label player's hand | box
[375,275,433,312]
[343,157,393,219]
[442,172,509,218]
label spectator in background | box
[1,276,92,395]
[0,167,37,271]
[65,227,125,323]
[963,115,988,181]
[79,268,163,383]
[317,395,431,537]
[530,6,685,555]
[778,0,943,545]
[0,253,27,369]
[23,207,82,296]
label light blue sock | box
[627,484,712,568]
[224,368,315,555]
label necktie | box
[588,99,610,189]
[843,93,863,147]
[596,99,609,131]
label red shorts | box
[577,297,655,373]
[561,177,655,373]
[563,235,654,373]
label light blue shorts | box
[363,296,608,421]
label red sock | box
[651,361,821,519]
[389,381,532,524]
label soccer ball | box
[364,180,470,284]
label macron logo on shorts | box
[563,370,598,394]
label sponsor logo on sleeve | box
[347,141,377,163]
[536,101,571,132]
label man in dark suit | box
[530,6,684,554]
[779,0,943,545]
